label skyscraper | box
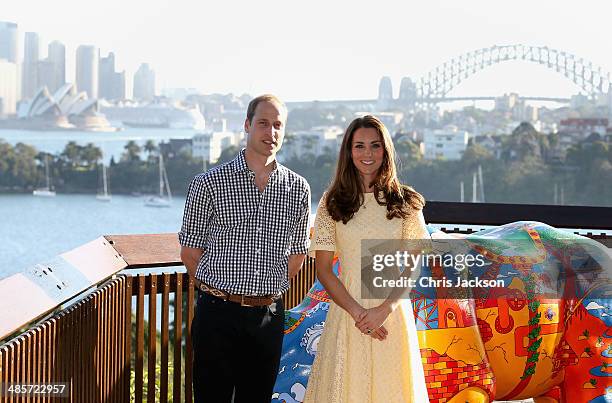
[133,63,156,101]
[99,52,125,100]
[0,21,19,64]
[22,32,41,100]
[0,59,18,116]
[47,41,66,93]
[37,60,56,95]
[76,45,98,99]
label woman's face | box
[350,127,384,183]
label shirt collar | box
[231,148,249,173]
[231,148,287,180]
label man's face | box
[244,101,287,158]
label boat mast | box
[159,153,164,197]
[102,164,109,197]
[45,155,51,189]
[162,154,172,200]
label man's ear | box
[244,118,250,134]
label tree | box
[61,141,82,167]
[394,137,422,168]
[215,145,240,166]
[122,141,142,162]
[461,144,493,170]
[143,140,158,162]
[81,143,103,168]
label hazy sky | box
[2,0,611,101]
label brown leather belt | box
[195,280,281,307]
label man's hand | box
[288,254,306,279]
[180,246,203,280]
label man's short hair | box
[246,94,287,124]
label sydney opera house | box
[11,83,114,130]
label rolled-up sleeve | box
[178,176,212,249]
[289,182,311,255]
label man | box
[179,94,311,402]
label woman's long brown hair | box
[326,115,425,224]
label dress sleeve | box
[402,208,429,240]
[309,192,336,255]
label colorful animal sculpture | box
[272,221,612,402]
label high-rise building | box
[99,52,125,100]
[0,59,19,116]
[76,45,98,99]
[47,41,66,93]
[37,60,55,94]
[133,63,156,101]
[608,84,612,122]
[0,21,19,63]
[22,32,41,100]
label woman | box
[304,115,429,402]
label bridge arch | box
[416,44,611,100]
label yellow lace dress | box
[303,192,430,403]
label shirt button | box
[254,270,260,275]
[257,227,262,233]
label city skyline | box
[2,0,612,102]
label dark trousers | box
[192,291,285,403]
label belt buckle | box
[240,294,254,307]
[203,283,229,300]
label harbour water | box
[0,193,320,280]
[0,127,198,278]
[0,193,186,279]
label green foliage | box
[1,129,612,206]
[130,362,175,402]
[282,147,336,199]
[286,105,353,131]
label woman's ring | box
[366,329,372,334]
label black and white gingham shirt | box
[179,149,311,295]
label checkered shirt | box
[178,149,311,295]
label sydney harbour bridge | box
[288,44,612,111]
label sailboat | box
[33,155,56,197]
[96,163,112,202]
[145,153,172,208]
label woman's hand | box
[348,305,387,340]
[355,304,393,339]
[349,305,366,323]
